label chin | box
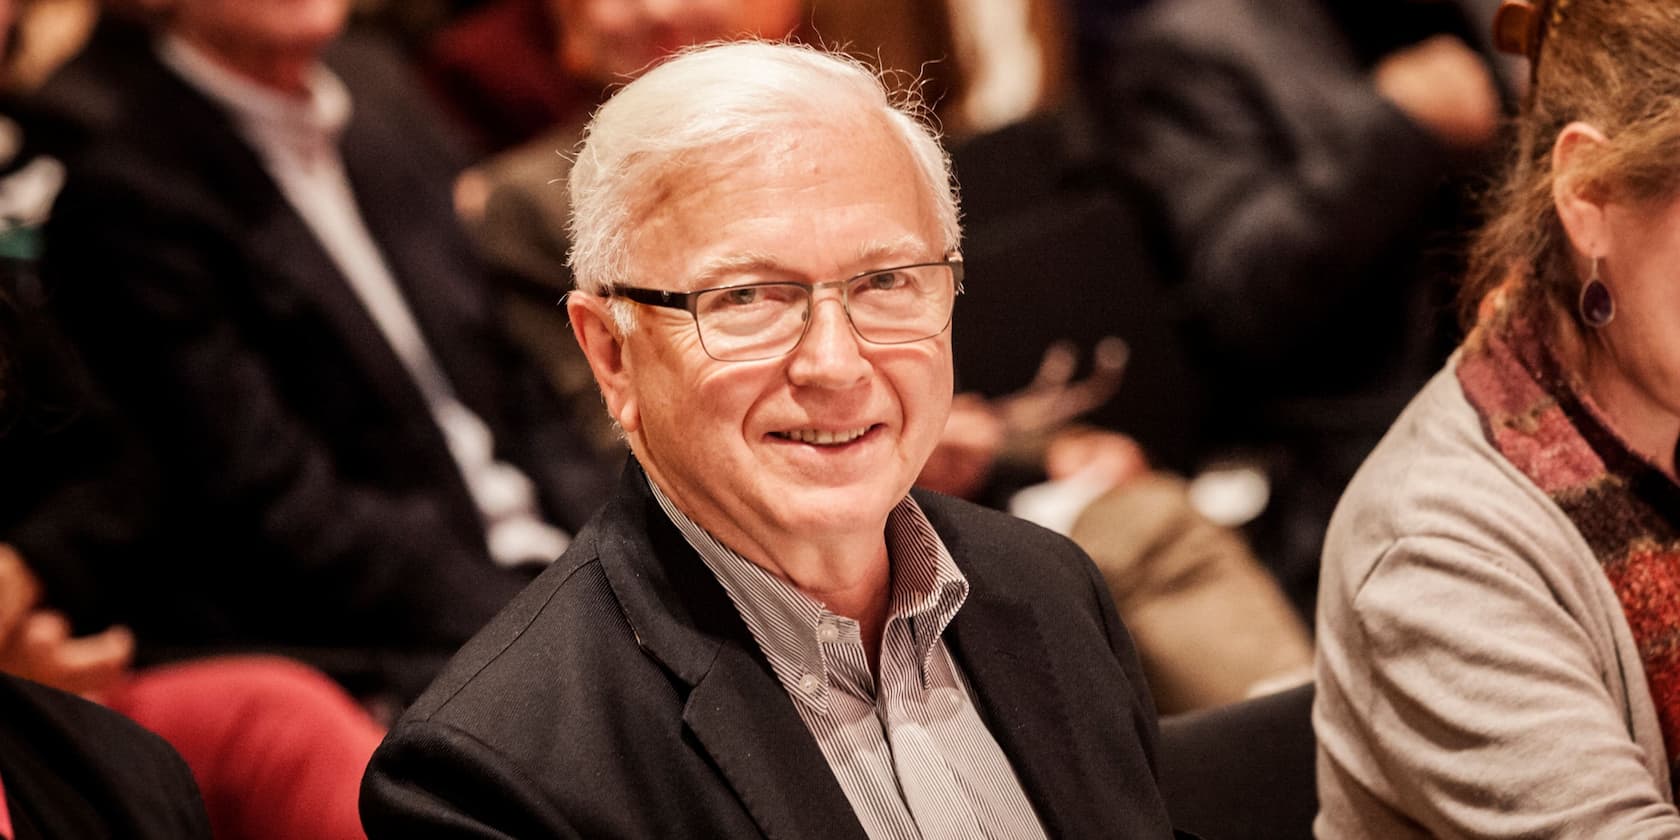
[766,480,907,534]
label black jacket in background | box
[1088,0,1502,613]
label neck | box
[638,459,901,664]
[1560,323,1680,481]
[176,31,315,98]
[772,540,893,664]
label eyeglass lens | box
[692,264,955,361]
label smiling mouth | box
[770,425,876,446]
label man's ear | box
[1553,121,1613,260]
[568,293,640,435]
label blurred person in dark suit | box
[30,0,614,702]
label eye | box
[719,287,762,306]
[866,271,907,291]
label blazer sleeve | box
[1075,537,1164,776]
[41,163,530,641]
[361,719,581,839]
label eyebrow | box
[687,251,786,288]
[685,236,935,288]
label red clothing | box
[108,657,383,840]
[0,770,13,840]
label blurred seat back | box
[1157,682,1317,839]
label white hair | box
[566,40,962,310]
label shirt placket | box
[877,616,985,840]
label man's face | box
[588,118,953,563]
[171,0,350,60]
[551,0,802,83]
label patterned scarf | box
[1457,309,1680,789]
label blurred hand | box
[1374,34,1501,151]
[918,393,1006,498]
[0,544,133,699]
[1044,428,1149,490]
[0,543,42,640]
[453,168,492,224]
[1,611,133,699]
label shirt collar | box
[648,476,970,705]
[156,33,352,155]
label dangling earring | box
[1578,256,1615,328]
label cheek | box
[1604,294,1680,412]
[691,366,778,442]
[886,347,955,437]
[638,339,769,442]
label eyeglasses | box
[609,260,963,362]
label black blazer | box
[30,22,612,692]
[0,674,210,839]
[362,463,1182,838]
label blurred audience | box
[1090,0,1508,616]
[1316,1,1680,834]
[26,0,614,703]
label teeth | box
[778,427,871,445]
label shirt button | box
[817,623,839,644]
[798,673,822,693]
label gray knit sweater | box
[1314,361,1680,838]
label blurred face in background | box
[0,0,14,68]
[169,0,350,68]
[551,0,803,84]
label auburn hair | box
[1463,1,1680,332]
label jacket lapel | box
[594,465,866,840]
[938,508,1109,837]
[241,206,436,414]
[683,647,868,840]
[332,50,499,422]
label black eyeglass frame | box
[607,258,964,362]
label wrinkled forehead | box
[619,114,942,276]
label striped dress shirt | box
[650,480,1049,840]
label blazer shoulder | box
[913,490,1099,596]
[402,529,616,720]
[916,490,1089,556]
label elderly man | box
[362,42,1180,838]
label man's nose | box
[786,295,870,387]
